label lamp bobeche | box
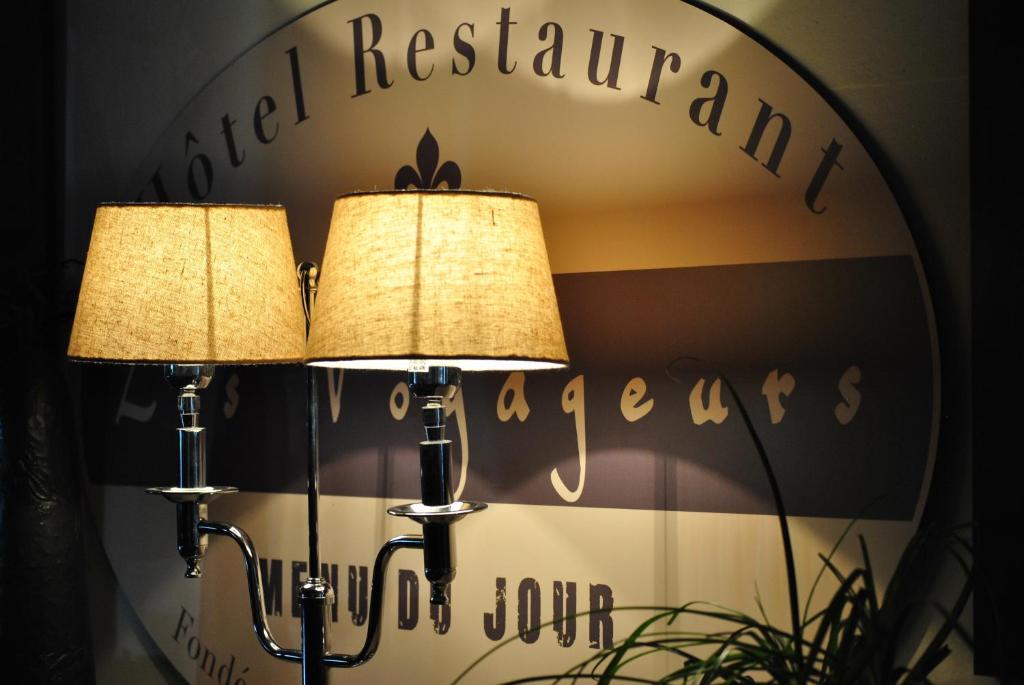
[67,191,568,684]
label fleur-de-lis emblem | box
[394,129,462,190]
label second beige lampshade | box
[306,190,568,370]
[68,203,306,364]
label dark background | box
[970,3,1024,679]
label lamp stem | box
[408,366,462,605]
[165,364,214,577]
[297,262,322,579]
[306,365,321,577]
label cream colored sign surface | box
[85,1,938,683]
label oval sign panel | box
[81,1,938,683]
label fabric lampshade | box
[68,203,306,364]
[305,190,568,371]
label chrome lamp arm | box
[194,521,426,671]
[321,534,424,668]
[196,520,302,663]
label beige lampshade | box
[68,203,306,364]
[306,190,568,371]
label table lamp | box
[68,191,568,683]
[68,203,305,577]
[307,189,568,606]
